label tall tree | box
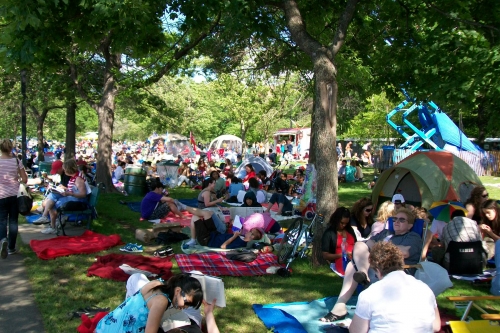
[0,0,222,191]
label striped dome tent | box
[372,151,482,209]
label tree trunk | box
[65,101,77,160]
[36,118,45,162]
[94,78,118,192]
[310,55,339,266]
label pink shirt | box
[0,157,23,199]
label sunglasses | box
[180,291,193,307]
[393,217,408,223]
[364,208,373,213]
[482,193,489,198]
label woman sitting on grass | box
[95,273,203,333]
[321,207,357,275]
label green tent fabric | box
[372,151,482,209]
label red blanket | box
[29,230,123,260]
[87,253,174,282]
[175,252,282,276]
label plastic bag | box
[414,261,453,296]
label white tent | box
[234,156,273,177]
[208,135,242,153]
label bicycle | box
[277,213,324,269]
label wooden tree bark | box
[65,101,77,160]
[282,0,359,266]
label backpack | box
[156,229,189,245]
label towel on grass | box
[253,297,357,333]
[175,252,281,276]
[30,230,123,260]
[87,253,174,282]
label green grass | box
[18,170,500,332]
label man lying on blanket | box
[126,272,220,333]
[178,203,270,249]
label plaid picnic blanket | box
[175,252,282,276]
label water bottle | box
[341,237,347,261]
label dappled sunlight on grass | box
[18,169,500,332]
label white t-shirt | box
[355,270,436,333]
[429,219,446,239]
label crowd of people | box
[2,135,500,332]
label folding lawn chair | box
[56,183,102,236]
[446,295,500,332]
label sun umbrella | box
[429,200,468,221]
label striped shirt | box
[0,157,23,199]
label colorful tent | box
[372,151,482,209]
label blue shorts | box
[47,192,87,209]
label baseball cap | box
[392,194,405,204]
[50,160,63,175]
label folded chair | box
[56,184,101,236]
[446,295,500,332]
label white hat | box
[392,194,405,203]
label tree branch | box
[330,0,360,56]
[282,0,324,59]
[133,12,222,89]
[69,63,98,111]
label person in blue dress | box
[96,273,203,333]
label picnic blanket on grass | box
[87,253,174,282]
[253,297,357,333]
[30,230,122,260]
[175,252,281,276]
[253,297,456,333]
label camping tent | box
[208,135,242,153]
[371,151,482,209]
[234,156,273,177]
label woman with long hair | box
[0,139,28,257]
[96,273,203,333]
[480,199,500,242]
[350,197,374,239]
[321,207,357,275]
[368,201,395,238]
[465,186,489,223]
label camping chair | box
[56,184,101,236]
[446,295,500,333]
[446,241,486,275]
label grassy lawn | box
[18,169,500,332]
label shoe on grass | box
[120,243,143,253]
[8,248,18,255]
[41,227,57,234]
[0,238,7,259]
[33,215,50,225]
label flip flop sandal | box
[154,246,174,257]
[353,271,371,288]
[67,308,90,320]
[319,311,347,322]
[84,306,110,315]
